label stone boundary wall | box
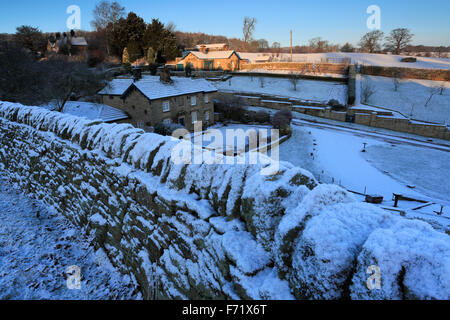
[360,65,450,81]
[0,102,448,300]
[217,92,450,141]
[241,62,350,76]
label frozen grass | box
[238,52,450,70]
[359,75,450,124]
[213,76,347,104]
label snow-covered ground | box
[277,116,450,231]
[213,76,347,105]
[0,178,141,300]
[357,75,450,124]
[239,52,450,70]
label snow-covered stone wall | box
[0,101,448,300]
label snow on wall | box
[0,101,448,300]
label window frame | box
[191,111,198,124]
[162,101,170,113]
[191,96,197,106]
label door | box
[179,117,185,126]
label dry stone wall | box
[0,101,448,300]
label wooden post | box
[290,30,293,62]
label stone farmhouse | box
[47,33,88,55]
[98,71,217,131]
[177,50,243,71]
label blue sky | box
[0,0,449,46]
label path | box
[0,178,141,300]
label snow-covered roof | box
[195,43,228,50]
[185,50,241,60]
[43,101,129,122]
[71,37,88,46]
[98,76,218,100]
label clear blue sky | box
[1,0,449,46]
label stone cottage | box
[98,71,217,131]
[178,50,243,71]
[47,33,88,55]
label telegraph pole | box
[290,29,293,62]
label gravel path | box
[0,179,141,300]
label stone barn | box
[178,50,243,71]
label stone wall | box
[360,65,450,81]
[218,91,450,141]
[0,101,448,300]
[241,62,350,75]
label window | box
[205,111,210,122]
[163,119,171,125]
[109,95,114,100]
[178,97,185,107]
[191,96,197,106]
[162,101,170,112]
[191,111,198,124]
[204,95,209,104]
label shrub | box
[401,57,417,63]
[214,95,246,121]
[254,110,271,123]
[148,63,158,75]
[154,122,185,136]
[272,109,293,136]
[185,63,192,77]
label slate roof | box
[184,50,241,60]
[98,76,218,101]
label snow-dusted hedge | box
[0,101,448,300]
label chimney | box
[159,66,173,84]
[199,45,207,54]
[132,68,142,82]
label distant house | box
[194,43,230,52]
[47,33,88,55]
[254,55,272,63]
[98,70,217,131]
[177,50,243,71]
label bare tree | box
[165,22,177,33]
[289,72,299,91]
[309,37,330,53]
[259,76,265,88]
[438,83,446,95]
[425,86,440,107]
[392,69,405,92]
[91,1,125,55]
[384,28,414,55]
[243,17,257,50]
[361,77,376,103]
[359,30,384,53]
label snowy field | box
[239,52,450,70]
[0,179,140,300]
[213,76,347,104]
[278,120,450,230]
[358,75,450,124]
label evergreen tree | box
[146,47,156,64]
[122,47,129,64]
